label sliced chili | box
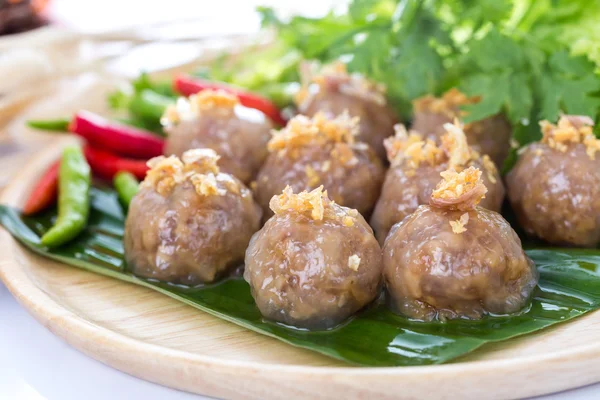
[69,111,164,159]
[173,75,287,126]
[22,160,60,216]
[84,145,149,181]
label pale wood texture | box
[2,27,600,400]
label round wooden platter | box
[4,130,600,400]
[2,34,600,400]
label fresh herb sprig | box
[205,0,600,144]
[111,0,600,157]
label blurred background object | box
[4,0,345,38]
[0,0,48,35]
[0,0,344,188]
[0,0,345,92]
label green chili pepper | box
[27,118,71,132]
[41,146,91,248]
[130,90,172,122]
[113,171,139,207]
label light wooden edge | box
[2,140,600,399]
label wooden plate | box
[3,138,600,400]
[2,40,600,400]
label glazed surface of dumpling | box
[163,90,272,184]
[125,149,261,285]
[370,123,504,244]
[506,115,600,247]
[383,167,537,321]
[295,62,397,159]
[254,112,384,220]
[245,187,382,329]
[384,205,537,320]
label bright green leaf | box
[506,72,534,122]
[349,0,398,22]
[538,53,600,120]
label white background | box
[3,1,600,399]
[1,282,203,400]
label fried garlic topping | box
[584,135,600,160]
[270,186,327,220]
[403,140,443,169]
[270,185,358,223]
[305,165,320,186]
[413,88,478,118]
[449,213,470,234]
[540,115,599,158]
[330,142,358,166]
[182,148,220,175]
[430,167,488,211]
[385,121,500,188]
[386,121,478,169]
[268,112,358,156]
[190,173,225,196]
[348,254,361,271]
[142,149,236,197]
[384,124,443,168]
[441,121,473,167]
[143,155,185,195]
[295,61,387,106]
[482,155,498,184]
[161,89,239,126]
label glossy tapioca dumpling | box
[124,149,261,285]
[254,112,384,220]
[506,115,600,247]
[370,122,504,244]
[162,90,273,184]
[383,167,538,321]
[294,62,398,159]
[411,88,512,166]
[245,186,383,329]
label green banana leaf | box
[1,188,600,367]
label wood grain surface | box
[2,27,600,400]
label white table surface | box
[0,282,208,400]
[1,281,600,400]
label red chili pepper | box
[173,75,287,126]
[83,145,149,180]
[22,160,60,216]
[69,111,164,159]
